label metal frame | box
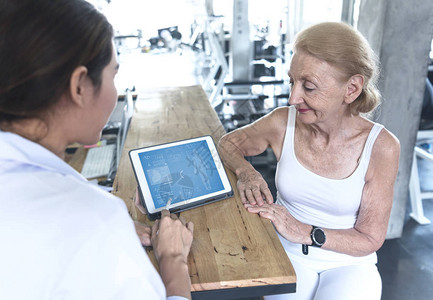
[409,130,433,224]
[191,282,296,300]
[206,20,228,107]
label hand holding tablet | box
[129,136,233,220]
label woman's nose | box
[288,84,303,106]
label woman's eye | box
[303,83,315,91]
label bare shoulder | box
[374,127,400,159]
[261,106,289,130]
[228,106,288,136]
[261,106,289,158]
[269,106,289,120]
[219,106,289,158]
[370,126,401,174]
[258,106,289,138]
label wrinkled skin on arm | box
[217,107,288,206]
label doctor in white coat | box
[0,0,193,299]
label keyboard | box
[81,144,116,179]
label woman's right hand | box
[151,210,194,263]
[237,168,274,206]
[151,210,194,299]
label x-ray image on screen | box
[138,140,224,209]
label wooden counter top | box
[111,85,296,295]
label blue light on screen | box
[139,140,224,209]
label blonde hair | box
[293,22,381,115]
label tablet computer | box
[129,136,233,220]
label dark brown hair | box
[0,0,114,122]
[293,22,381,115]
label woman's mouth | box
[297,108,311,113]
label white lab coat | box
[0,131,186,300]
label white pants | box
[265,257,381,300]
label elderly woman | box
[0,0,193,299]
[218,22,400,299]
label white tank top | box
[276,106,384,229]
[275,106,383,266]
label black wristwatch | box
[310,226,326,247]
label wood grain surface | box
[111,85,296,292]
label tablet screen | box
[129,136,233,217]
[138,140,224,209]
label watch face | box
[313,228,326,245]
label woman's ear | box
[344,74,364,104]
[69,66,89,107]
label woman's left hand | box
[134,187,147,215]
[134,220,152,246]
[245,203,309,244]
